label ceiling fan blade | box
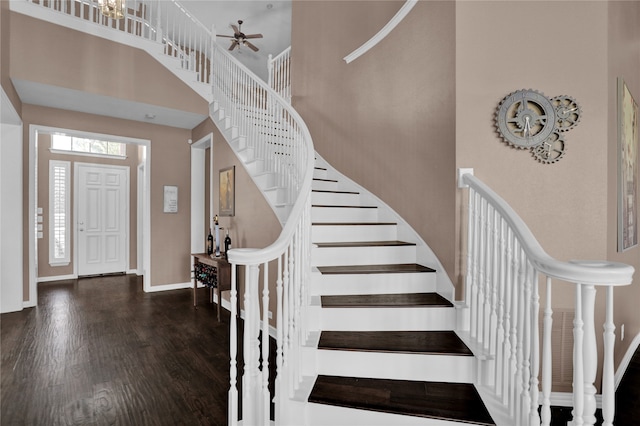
[231,24,240,34]
[228,40,238,51]
[244,41,259,52]
[217,34,234,38]
[243,34,263,39]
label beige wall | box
[22,104,194,294]
[36,132,139,278]
[291,0,457,283]
[1,1,21,114]
[9,12,207,114]
[607,1,640,364]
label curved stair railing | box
[459,169,634,426]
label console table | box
[192,253,231,322]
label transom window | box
[51,134,126,158]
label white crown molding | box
[343,0,418,64]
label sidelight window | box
[49,160,71,266]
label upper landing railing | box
[458,169,634,426]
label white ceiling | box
[12,0,291,129]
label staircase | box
[15,1,635,425]
[294,158,494,425]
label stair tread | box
[312,189,359,194]
[318,331,473,356]
[313,178,338,183]
[312,204,377,209]
[315,241,415,248]
[309,375,495,425]
[313,222,396,226]
[317,263,435,274]
[321,293,453,308]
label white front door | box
[76,163,129,276]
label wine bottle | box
[214,215,220,257]
[207,228,213,255]
[224,229,231,259]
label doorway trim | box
[28,124,151,305]
[190,133,213,254]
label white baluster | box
[541,277,553,426]
[601,286,615,426]
[529,269,541,426]
[275,256,284,423]
[262,263,270,426]
[229,261,239,426]
[581,284,597,426]
[502,227,513,407]
[572,284,585,426]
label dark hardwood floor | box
[1,275,233,426]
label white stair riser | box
[313,169,328,179]
[320,307,457,331]
[312,224,397,243]
[308,403,464,426]
[265,187,289,204]
[245,159,265,175]
[311,207,378,223]
[253,171,275,187]
[311,245,416,267]
[311,272,437,296]
[311,191,360,206]
[236,147,255,162]
[316,350,475,383]
[312,179,338,191]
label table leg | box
[193,260,198,307]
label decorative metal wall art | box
[496,89,581,164]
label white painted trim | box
[343,0,418,64]
[37,274,78,283]
[145,281,193,293]
[615,331,640,389]
[190,133,212,254]
[137,163,144,276]
[29,125,151,304]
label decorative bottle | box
[224,229,231,259]
[214,215,220,257]
[207,228,213,255]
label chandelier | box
[98,0,125,19]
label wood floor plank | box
[0,275,233,426]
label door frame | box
[74,162,130,277]
[190,133,213,254]
[28,125,151,305]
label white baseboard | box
[145,281,192,292]
[38,274,77,282]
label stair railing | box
[458,169,634,426]
[268,47,292,104]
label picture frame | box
[617,78,639,251]
[163,185,178,213]
[219,166,235,217]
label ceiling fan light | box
[98,0,125,19]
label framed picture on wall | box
[618,78,639,251]
[163,185,178,213]
[219,166,235,217]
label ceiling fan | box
[218,20,263,52]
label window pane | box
[91,140,108,155]
[51,134,71,151]
[71,137,91,153]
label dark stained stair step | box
[318,331,473,356]
[317,263,435,274]
[314,241,415,248]
[309,375,495,425]
[321,293,453,308]
[312,189,359,194]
